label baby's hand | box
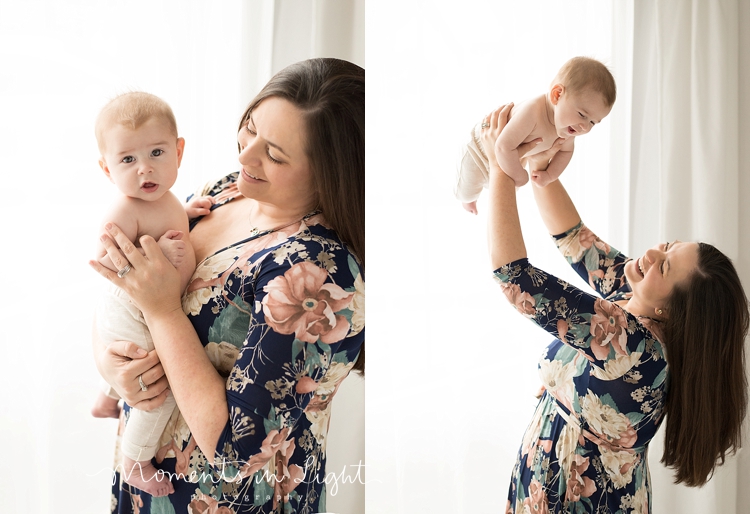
[185,195,215,219]
[158,230,186,268]
[528,137,566,187]
[531,170,555,187]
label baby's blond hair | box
[552,56,616,108]
[95,92,178,154]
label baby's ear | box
[99,158,113,181]
[550,84,564,105]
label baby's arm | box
[530,138,575,187]
[494,102,539,187]
[96,201,140,273]
[157,230,195,294]
[185,195,215,219]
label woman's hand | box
[93,334,169,410]
[89,223,183,318]
[479,103,543,170]
[479,103,513,168]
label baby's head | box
[95,92,184,200]
[548,56,616,139]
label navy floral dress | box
[494,223,667,514]
[110,172,365,514]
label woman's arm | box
[91,225,228,459]
[483,104,528,269]
[531,178,581,234]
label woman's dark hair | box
[660,242,748,486]
[239,58,365,374]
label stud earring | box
[656,309,663,316]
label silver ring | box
[138,374,148,392]
[117,264,132,278]
[481,121,489,129]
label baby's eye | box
[151,149,164,157]
[578,112,585,118]
[122,156,135,164]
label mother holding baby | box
[482,103,748,513]
[91,58,364,513]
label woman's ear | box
[550,84,564,105]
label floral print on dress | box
[111,172,364,514]
[494,222,667,513]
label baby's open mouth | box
[142,182,158,191]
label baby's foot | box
[122,457,174,497]
[91,392,121,419]
[462,201,478,215]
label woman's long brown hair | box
[660,243,748,486]
[239,58,365,374]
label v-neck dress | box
[493,223,667,514]
[110,172,365,514]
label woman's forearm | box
[144,309,228,459]
[487,164,527,269]
[530,179,582,235]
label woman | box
[91,58,364,514]
[482,104,748,513]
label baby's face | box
[553,89,611,139]
[99,118,184,201]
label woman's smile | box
[241,168,265,182]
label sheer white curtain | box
[0,1,362,512]
[622,1,749,512]
[368,1,749,513]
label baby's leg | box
[120,391,178,495]
[455,124,490,213]
[91,391,121,419]
[121,456,175,497]
[462,201,478,215]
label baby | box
[89,92,213,496]
[455,56,616,214]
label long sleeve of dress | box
[551,222,630,299]
[492,258,656,369]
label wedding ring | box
[481,121,489,129]
[138,374,148,392]
[117,264,132,278]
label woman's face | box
[624,240,700,315]
[237,97,317,213]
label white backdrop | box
[0,1,364,513]
[367,1,617,513]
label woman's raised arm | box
[526,142,582,235]
[482,104,527,269]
